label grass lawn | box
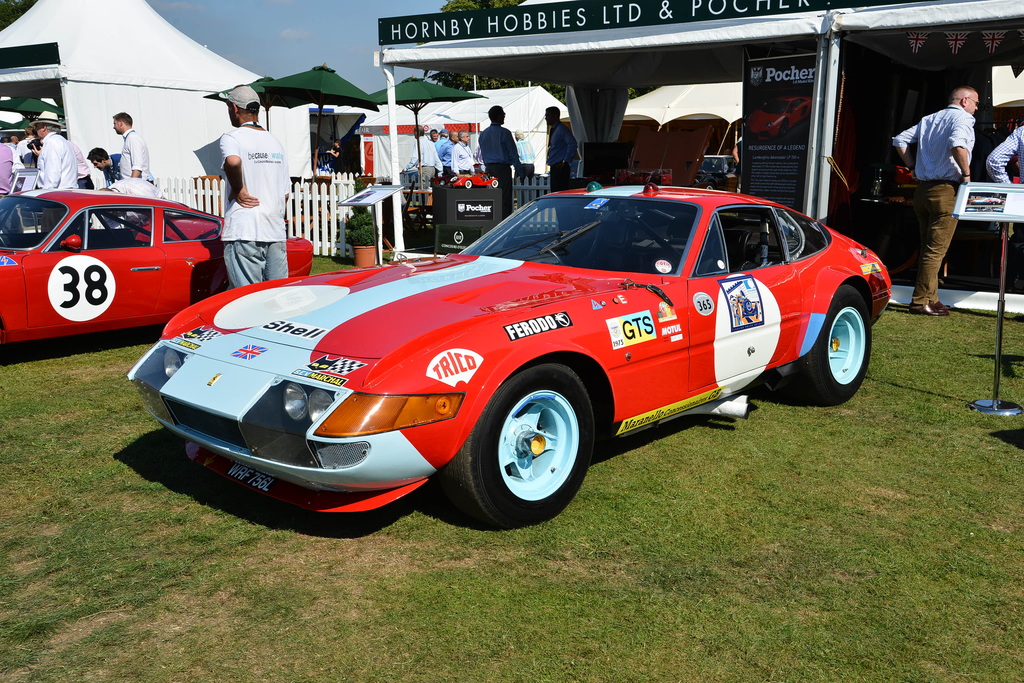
[2,261,1023,681]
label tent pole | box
[809,19,841,221]
[385,64,404,253]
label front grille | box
[314,441,371,469]
[166,399,247,450]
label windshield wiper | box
[486,231,565,259]
[539,220,602,257]
[620,278,674,307]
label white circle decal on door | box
[47,255,116,321]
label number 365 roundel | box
[47,255,116,321]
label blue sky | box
[148,0,433,94]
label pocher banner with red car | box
[741,53,816,211]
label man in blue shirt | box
[545,106,577,193]
[893,86,978,317]
[436,129,453,176]
[87,148,121,187]
[478,106,522,219]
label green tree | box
[0,0,37,31]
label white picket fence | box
[157,173,359,257]
[155,172,553,257]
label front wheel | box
[440,363,594,528]
[463,178,474,188]
[789,284,871,406]
[490,178,499,188]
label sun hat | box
[35,111,62,126]
[225,85,261,112]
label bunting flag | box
[981,31,1005,55]
[945,32,969,55]
[1013,64,1024,78]
[907,31,929,54]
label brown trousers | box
[912,180,959,306]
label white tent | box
[0,0,310,178]
[348,86,564,181]
[993,65,1024,107]
[623,83,742,127]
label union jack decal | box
[232,345,268,360]
[982,31,1005,55]
[945,32,969,55]
[907,31,929,54]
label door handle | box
[130,266,162,272]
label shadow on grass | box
[1,325,164,366]
[114,429,489,537]
[591,413,742,467]
[990,428,1024,451]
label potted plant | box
[345,178,377,267]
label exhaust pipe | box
[687,395,750,419]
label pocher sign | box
[379,0,926,45]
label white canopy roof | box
[993,66,1024,108]
[0,0,311,178]
[623,83,742,126]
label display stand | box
[952,183,1024,415]
[337,185,405,266]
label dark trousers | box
[549,162,571,193]
[489,163,513,219]
[78,177,94,190]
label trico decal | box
[504,312,573,340]
[261,319,328,339]
[860,261,882,275]
[615,387,723,436]
[427,348,483,387]
[719,276,765,332]
[606,310,655,350]
[292,355,367,387]
[231,344,267,360]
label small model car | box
[693,155,737,190]
[434,173,499,188]
[747,96,812,140]
[129,184,890,528]
[0,190,313,344]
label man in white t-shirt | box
[218,84,290,288]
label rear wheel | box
[464,178,474,188]
[790,284,870,405]
[440,363,594,528]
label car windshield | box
[762,99,789,114]
[0,196,70,250]
[462,194,699,275]
[700,157,730,174]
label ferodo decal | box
[606,310,655,349]
[616,388,723,435]
[719,276,764,331]
[261,319,328,339]
[172,326,222,350]
[46,255,115,321]
[504,312,573,340]
[427,348,483,387]
[292,355,367,387]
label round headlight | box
[283,382,308,420]
[308,389,334,422]
[163,347,184,378]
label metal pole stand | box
[969,221,1023,415]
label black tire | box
[440,363,594,528]
[789,284,871,406]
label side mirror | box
[61,234,82,252]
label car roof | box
[549,185,781,211]
[14,189,212,214]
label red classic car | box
[747,96,812,140]
[129,184,890,527]
[433,173,499,189]
[0,190,313,344]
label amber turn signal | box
[314,392,464,438]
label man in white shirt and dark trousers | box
[33,119,78,190]
[218,85,291,288]
[113,112,151,181]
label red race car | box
[129,184,890,527]
[747,96,812,140]
[0,190,313,344]
[433,173,499,188]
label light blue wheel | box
[497,390,580,502]
[827,306,867,385]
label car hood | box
[205,254,624,361]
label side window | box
[45,212,86,253]
[164,210,221,242]
[775,208,830,260]
[693,215,728,277]
[85,208,153,250]
[716,207,784,273]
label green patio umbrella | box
[0,97,64,117]
[368,77,484,186]
[0,117,35,131]
[260,65,379,174]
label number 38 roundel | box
[46,255,116,322]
